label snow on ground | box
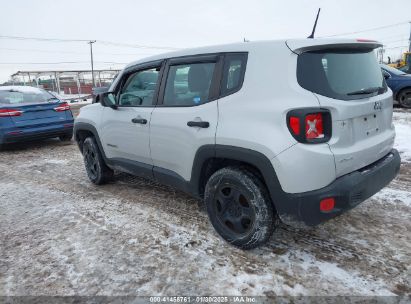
[0,109,410,297]
[373,187,411,207]
[57,93,90,100]
[393,111,411,163]
[52,92,93,105]
[67,98,93,105]
[59,94,92,105]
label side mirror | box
[100,92,118,109]
[382,70,391,80]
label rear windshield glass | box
[297,49,386,100]
[0,88,57,104]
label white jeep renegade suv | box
[74,39,401,249]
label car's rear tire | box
[82,136,113,185]
[59,133,73,142]
[397,88,411,108]
[204,167,278,249]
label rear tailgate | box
[314,92,394,177]
[289,39,395,177]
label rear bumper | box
[1,123,73,144]
[277,149,401,227]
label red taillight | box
[289,116,300,135]
[0,109,23,117]
[320,198,335,212]
[54,102,70,112]
[8,131,23,135]
[305,113,324,139]
[287,109,330,143]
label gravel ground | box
[0,109,410,297]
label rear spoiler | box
[286,39,383,54]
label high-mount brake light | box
[356,39,377,43]
[287,108,331,144]
[0,109,23,117]
[54,102,70,112]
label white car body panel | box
[271,143,336,193]
[99,106,154,164]
[315,90,395,178]
[78,38,395,195]
[150,102,218,181]
[74,103,102,133]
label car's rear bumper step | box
[277,149,401,227]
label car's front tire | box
[204,167,278,249]
[82,136,113,185]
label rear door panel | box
[150,103,218,181]
[149,55,221,181]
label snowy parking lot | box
[0,109,410,297]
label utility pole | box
[378,46,385,64]
[408,22,411,52]
[88,40,96,87]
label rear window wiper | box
[347,87,384,96]
[47,97,60,102]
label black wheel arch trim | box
[191,145,402,228]
[74,122,108,159]
[72,127,336,228]
[73,126,400,229]
[190,144,284,204]
[73,128,284,208]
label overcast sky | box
[1,0,410,83]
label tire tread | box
[204,166,278,249]
[83,136,113,185]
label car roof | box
[125,38,383,68]
[125,40,283,68]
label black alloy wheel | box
[212,183,256,236]
[204,167,278,249]
[82,137,113,184]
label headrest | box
[188,65,209,92]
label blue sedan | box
[381,64,411,108]
[0,86,74,148]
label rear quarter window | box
[297,49,386,100]
[220,53,248,97]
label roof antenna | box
[307,8,321,39]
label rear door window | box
[163,62,216,106]
[297,49,386,100]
